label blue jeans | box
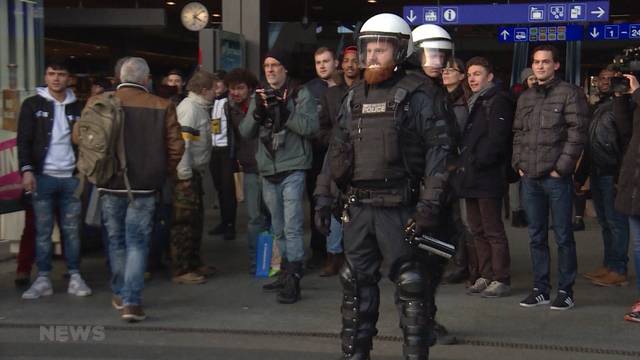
[327,216,343,254]
[521,175,577,295]
[261,171,306,263]
[629,216,640,292]
[101,194,155,306]
[244,173,268,269]
[591,174,629,274]
[32,175,81,277]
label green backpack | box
[76,92,132,196]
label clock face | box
[181,2,209,31]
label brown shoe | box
[121,305,146,322]
[172,272,206,285]
[319,253,344,277]
[112,295,124,311]
[583,266,609,280]
[591,271,629,287]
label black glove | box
[414,201,440,236]
[253,94,269,124]
[314,196,333,236]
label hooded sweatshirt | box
[37,87,77,178]
[176,92,213,180]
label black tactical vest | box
[348,73,426,183]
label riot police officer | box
[314,13,455,360]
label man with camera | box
[238,49,319,304]
[513,45,588,310]
[314,13,455,359]
[576,66,630,287]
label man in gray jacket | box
[239,49,319,304]
[512,45,588,310]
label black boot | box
[277,261,302,304]
[511,210,528,228]
[262,259,287,292]
[572,216,585,231]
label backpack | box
[75,92,132,198]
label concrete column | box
[26,2,36,90]
[222,0,262,76]
[0,1,10,91]
[13,0,25,91]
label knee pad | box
[395,261,427,300]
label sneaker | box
[112,295,124,311]
[467,277,490,294]
[172,272,206,285]
[68,274,92,297]
[591,271,629,287]
[195,265,217,278]
[519,288,550,307]
[121,305,146,322]
[22,276,53,300]
[582,266,609,280]
[623,300,640,323]
[481,281,511,298]
[550,290,575,310]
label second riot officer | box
[314,13,455,360]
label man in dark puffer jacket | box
[512,45,588,311]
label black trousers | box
[306,166,327,257]
[209,147,237,227]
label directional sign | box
[587,23,640,40]
[403,1,609,26]
[498,25,584,42]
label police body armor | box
[328,72,430,204]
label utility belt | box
[344,178,417,208]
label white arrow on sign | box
[500,29,510,40]
[590,6,605,18]
[406,9,417,23]
[590,27,600,38]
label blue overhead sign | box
[402,1,609,26]
[498,25,584,42]
[586,23,640,41]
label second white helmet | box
[357,13,413,68]
[411,24,454,70]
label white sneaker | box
[481,281,511,298]
[68,274,92,297]
[467,277,490,294]
[22,276,53,300]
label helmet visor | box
[357,35,403,69]
[417,46,454,70]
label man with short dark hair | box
[458,56,513,298]
[17,59,91,300]
[304,46,340,270]
[513,45,588,310]
[314,45,361,276]
[224,68,266,274]
[576,66,630,287]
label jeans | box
[629,216,640,292]
[101,194,155,306]
[327,216,343,254]
[261,171,306,263]
[521,175,577,295]
[32,175,81,277]
[591,174,629,274]
[244,173,268,269]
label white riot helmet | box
[411,24,454,70]
[357,13,413,69]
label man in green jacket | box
[239,49,319,304]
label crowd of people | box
[11,11,640,360]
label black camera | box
[610,76,631,93]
